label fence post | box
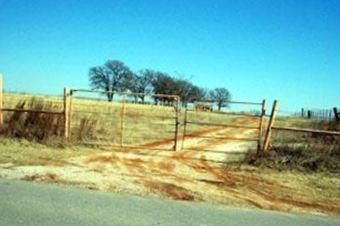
[0,74,3,126]
[63,88,69,139]
[334,107,339,122]
[263,100,278,153]
[307,110,311,119]
[181,107,188,150]
[174,97,180,151]
[67,90,74,140]
[257,99,266,153]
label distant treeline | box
[89,59,231,110]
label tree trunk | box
[218,103,222,111]
[107,92,114,102]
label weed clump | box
[0,98,96,144]
[245,143,340,173]
[0,99,64,141]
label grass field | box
[1,92,261,150]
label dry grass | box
[1,134,340,216]
[0,98,64,141]
[2,92,247,148]
[244,116,340,173]
[0,137,97,167]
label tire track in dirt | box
[127,116,340,215]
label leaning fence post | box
[263,100,278,153]
[63,88,69,139]
[0,74,3,126]
[257,99,266,153]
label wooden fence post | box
[63,88,69,139]
[181,107,188,150]
[257,99,266,153]
[67,90,74,140]
[334,107,339,122]
[120,93,126,147]
[0,74,3,126]
[263,100,278,153]
[307,110,311,119]
[174,96,180,151]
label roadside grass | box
[0,137,98,167]
[243,116,340,173]
[255,167,340,199]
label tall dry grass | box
[0,99,64,141]
[245,118,340,173]
[0,98,96,144]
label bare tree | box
[174,79,205,107]
[89,60,133,101]
[151,72,177,104]
[209,88,231,111]
[130,69,155,103]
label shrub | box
[245,141,340,173]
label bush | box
[245,142,340,173]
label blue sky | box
[0,0,339,112]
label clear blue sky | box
[0,0,339,112]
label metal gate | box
[65,89,180,151]
[181,100,266,152]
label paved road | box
[0,179,339,226]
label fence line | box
[272,126,340,136]
[183,99,266,153]
[68,88,180,151]
[2,74,338,155]
[0,74,68,134]
[301,107,338,121]
[263,101,340,153]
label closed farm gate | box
[182,100,266,153]
[65,89,180,151]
